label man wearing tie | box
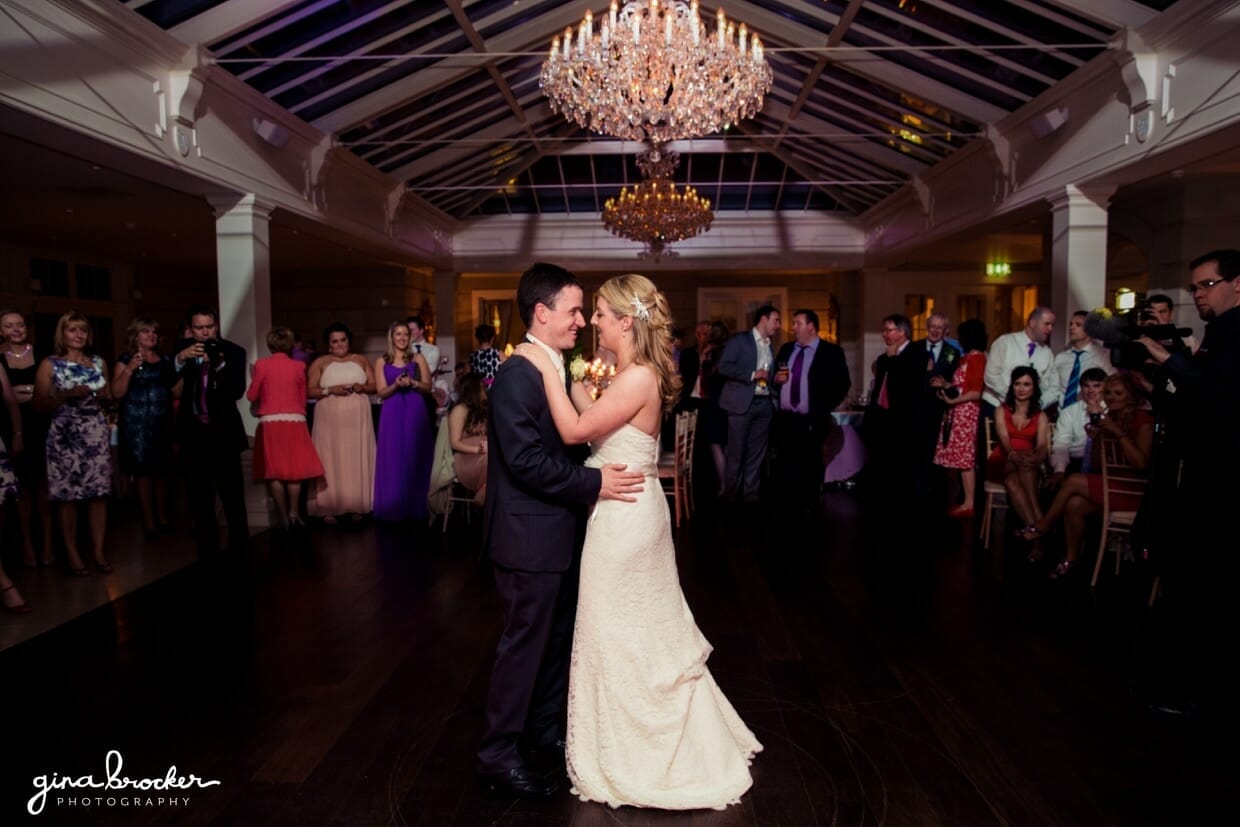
[1053,310,1113,409]
[864,314,926,479]
[406,315,441,428]
[717,305,781,503]
[771,310,851,511]
[914,313,963,471]
[174,305,249,557]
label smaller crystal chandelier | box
[602,145,713,260]
[541,0,772,144]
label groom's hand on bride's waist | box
[599,464,644,502]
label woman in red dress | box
[987,366,1049,544]
[1019,372,1152,578]
[932,319,987,517]
[246,326,324,529]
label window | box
[32,258,70,297]
[75,264,112,301]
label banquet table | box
[824,410,866,483]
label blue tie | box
[1063,350,1084,407]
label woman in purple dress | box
[372,321,433,521]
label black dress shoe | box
[523,740,567,777]
[478,766,559,799]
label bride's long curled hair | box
[597,273,681,413]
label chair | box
[658,410,694,527]
[428,416,479,532]
[979,417,1008,549]
[1090,437,1148,587]
[681,409,699,519]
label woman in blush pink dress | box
[246,326,324,529]
[306,322,376,523]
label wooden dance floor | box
[1,489,1234,825]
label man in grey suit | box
[717,305,781,503]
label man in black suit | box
[675,320,710,412]
[864,314,926,480]
[913,312,962,474]
[173,305,249,556]
[771,310,851,511]
[477,263,644,799]
[717,305,781,503]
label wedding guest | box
[174,305,249,557]
[698,321,731,493]
[307,322,376,523]
[34,312,113,576]
[470,324,503,386]
[1019,372,1152,579]
[112,317,180,535]
[448,372,488,504]
[0,388,28,612]
[246,326,324,530]
[0,309,53,568]
[373,321,433,521]
[932,319,987,517]
[986,366,1049,554]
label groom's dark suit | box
[478,354,602,776]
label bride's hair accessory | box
[630,295,651,322]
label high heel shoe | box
[1014,524,1044,542]
[93,559,114,574]
[1049,559,1075,580]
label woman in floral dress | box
[932,319,988,517]
[34,311,113,576]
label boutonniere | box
[945,349,956,364]
[569,354,587,383]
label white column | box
[207,193,275,530]
[207,193,275,435]
[1048,184,1114,334]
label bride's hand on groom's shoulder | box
[512,343,552,373]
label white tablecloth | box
[824,411,866,482]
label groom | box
[477,262,645,798]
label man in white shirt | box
[405,315,441,383]
[1047,368,1108,485]
[1053,310,1114,409]
[983,307,1059,410]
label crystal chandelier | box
[602,145,713,260]
[541,0,772,144]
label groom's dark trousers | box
[477,358,601,773]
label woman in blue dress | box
[112,317,180,535]
[372,321,433,521]
[34,311,114,576]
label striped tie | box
[1063,350,1084,407]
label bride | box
[515,273,762,810]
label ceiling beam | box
[734,121,870,214]
[788,0,865,122]
[1041,0,1157,30]
[169,0,306,46]
[716,0,1007,124]
[311,2,585,134]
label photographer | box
[174,305,250,557]
[1137,249,1240,729]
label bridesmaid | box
[372,321,433,522]
[0,309,53,567]
[112,316,180,535]
[34,311,114,576]
[307,322,376,523]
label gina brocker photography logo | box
[28,749,221,816]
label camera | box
[202,339,221,362]
[1084,308,1190,371]
[940,386,961,400]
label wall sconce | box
[1115,288,1137,311]
[985,261,1011,278]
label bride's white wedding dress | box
[567,423,762,810]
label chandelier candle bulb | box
[541,0,772,143]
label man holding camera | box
[175,305,250,557]
[1138,249,1240,729]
